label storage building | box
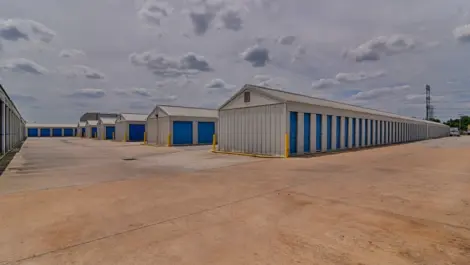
[85,120,99,138]
[146,105,218,146]
[26,124,77,137]
[217,85,449,157]
[97,117,116,140]
[77,121,86,137]
[115,113,147,142]
[0,84,26,153]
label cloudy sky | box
[1,0,470,123]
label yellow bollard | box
[212,134,217,151]
[123,131,127,142]
[167,133,171,147]
[144,131,147,144]
[284,133,289,158]
[102,131,105,140]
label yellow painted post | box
[123,131,127,142]
[102,130,105,140]
[284,133,289,158]
[212,134,216,151]
[167,133,171,147]
[144,131,147,144]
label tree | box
[429,118,441,123]
[444,116,470,131]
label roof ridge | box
[158,104,217,110]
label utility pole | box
[425,84,431,120]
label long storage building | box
[27,124,77,137]
[0,84,26,154]
[217,85,449,157]
[146,105,218,146]
[115,113,147,142]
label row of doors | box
[27,128,75,137]
[290,112,410,154]
[172,121,215,145]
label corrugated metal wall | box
[114,122,127,141]
[218,104,286,156]
[146,117,158,144]
[157,117,170,145]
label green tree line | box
[442,116,470,131]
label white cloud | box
[138,0,173,26]
[0,19,55,43]
[59,49,85,58]
[311,78,339,89]
[453,24,470,43]
[335,70,385,83]
[130,51,212,76]
[131,87,151,97]
[59,65,106,79]
[253,74,287,89]
[220,9,243,31]
[68,88,105,99]
[205,78,236,93]
[0,58,48,75]
[405,94,446,104]
[241,45,270,67]
[344,35,416,62]
[352,85,410,100]
[291,45,306,63]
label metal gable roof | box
[157,105,218,118]
[120,113,148,122]
[99,117,116,125]
[223,84,444,126]
[78,121,86,127]
[86,120,99,126]
[26,123,77,128]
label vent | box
[244,91,250,103]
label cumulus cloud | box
[0,19,55,43]
[130,51,212,76]
[311,70,386,89]
[131,87,151,97]
[351,85,410,100]
[189,9,216,35]
[311,78,339,89]
[205,78,236,93]
[253,74,287,89]
[59,49,85,58]
[155,94,178,102]
[344,35,416,62]
[138,0,173,26]
[278,35,296,45]
[0,58,48,75]
[241,45,269,67]
[68,88,105,99]
[405,94,446,104]
[291,45,306,63]
[220,9,242,31]
[335,70,386,83]
[453,24,470,43]
[59,65,105,79]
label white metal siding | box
[146,117,158,144]
[219,104,285,156]
[115,122,127,141]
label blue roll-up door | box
[364,119,368,145]
[129,124,145,141]
[352,118,356,147]
[345,117,349,148]
[197,122,215,144]
[28,128,39,137]
[91,127,97,138]
[336,116,341,149]
[52,128,62,137]
[40,128,51,137]
[304,113,310,153]
[359,119,362,147]
[316,114,322,152]
[173,121,193,145]
[64,128,74,136]
[327,115,332,151]
[105,126,115,140]
[289,112,297,154]
[374,120,377,145]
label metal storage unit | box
[28,128,39,137]
[26,124,77,137]
[85,120,99,138]
[40,128,51,137]
[97,117,116,140]
[64,128,74,136]
[114,113,147,142]
[52,128,62,137]
[145,105,218,146]
[217,84,449,157]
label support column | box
[331,116,337,151]
[348,118,353,148]
[310,114,316,153]
[321,114,327,152]
[297,112,304,154]
[340,116,345,149]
